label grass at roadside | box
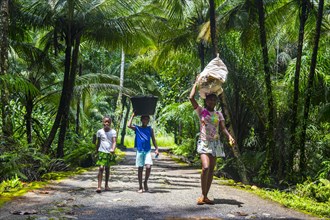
[252,188,330,218]
[121,135,175,148]
[0,180,48,207]
[218,179,330,218]
[0,149,126,208]
[0,167,87,207]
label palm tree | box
[209,0,217,57]
[289,0,309,178]
[114,47,126,136]
[0,0,13,141]
[23,0,154,157]
[255,0,275,178]
[216,0,279,178]
[73,49,161,147]
[209,0,250,184]
[152,0,210,72]
[10,34,57,145]
[299,0,324,176]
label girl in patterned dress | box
[189,81,235,205]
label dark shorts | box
[96,152,116,167]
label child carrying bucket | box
[128,96,159,193]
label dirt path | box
[0,149,318,220]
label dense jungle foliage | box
[0,0,329,211]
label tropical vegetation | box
[0,0,329,217]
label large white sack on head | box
[197,54,228,99]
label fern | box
[0,175,23,195]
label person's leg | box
[200,154,210,200]
[136,151,145,192]
[204,155,216,204]
[143,151,153,192]
[97,166,104,192]
[138,166,143,192]
[144,164,151,191]
[104,166,110,190]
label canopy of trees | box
[0,0,329,189]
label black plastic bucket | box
[130,96,158,116]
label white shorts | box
[197,139,225,157]
[136,150,153,167]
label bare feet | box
[197,197,205,205]
[197,197,214,205]
[203,197,214,205]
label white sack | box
[197,54,228,99]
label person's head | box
[140,115,150,127]
[102,116,112,131]
[204,93,218,111]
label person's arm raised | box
[189,81,199,109]
[127,112,136,131]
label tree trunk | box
[75,64,82,135]
[178,122,182,145]
[219,94,249,184]
[198,42,205,72]
[209,0,248,184]
[115,48,125,133]
[57,35,81,158]
[25,93,33,144]
[119,47,125,102]
[299,0,324,177]
[209,0,217,57]
[174,127,178,145]
[288,0,308,178]
[120,97,130,146]
[0,0,13,141]
[42,31,73,153]
[256,0,275,177]
[43,0,77,154]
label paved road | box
[0,149,318,220]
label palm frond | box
[0,74,40,97]
[197,21,211,43]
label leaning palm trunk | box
[209,0,248,184]
[299,0,324,177]
[57,35,81,158]
[115,48,125,134]
[0,0,13,140]
[209,0,217,58]
[120,96,130,146]
[220,94,249,184]
[198,42,205,71]
[289,0,308,178]
[256,0,276,177]
[75,64,82,135]
[42,29,81,157]
[42,35,73,154]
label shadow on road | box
[213,198,244,207]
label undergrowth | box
[221,179,330,218]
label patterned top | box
[196,106,224,141]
